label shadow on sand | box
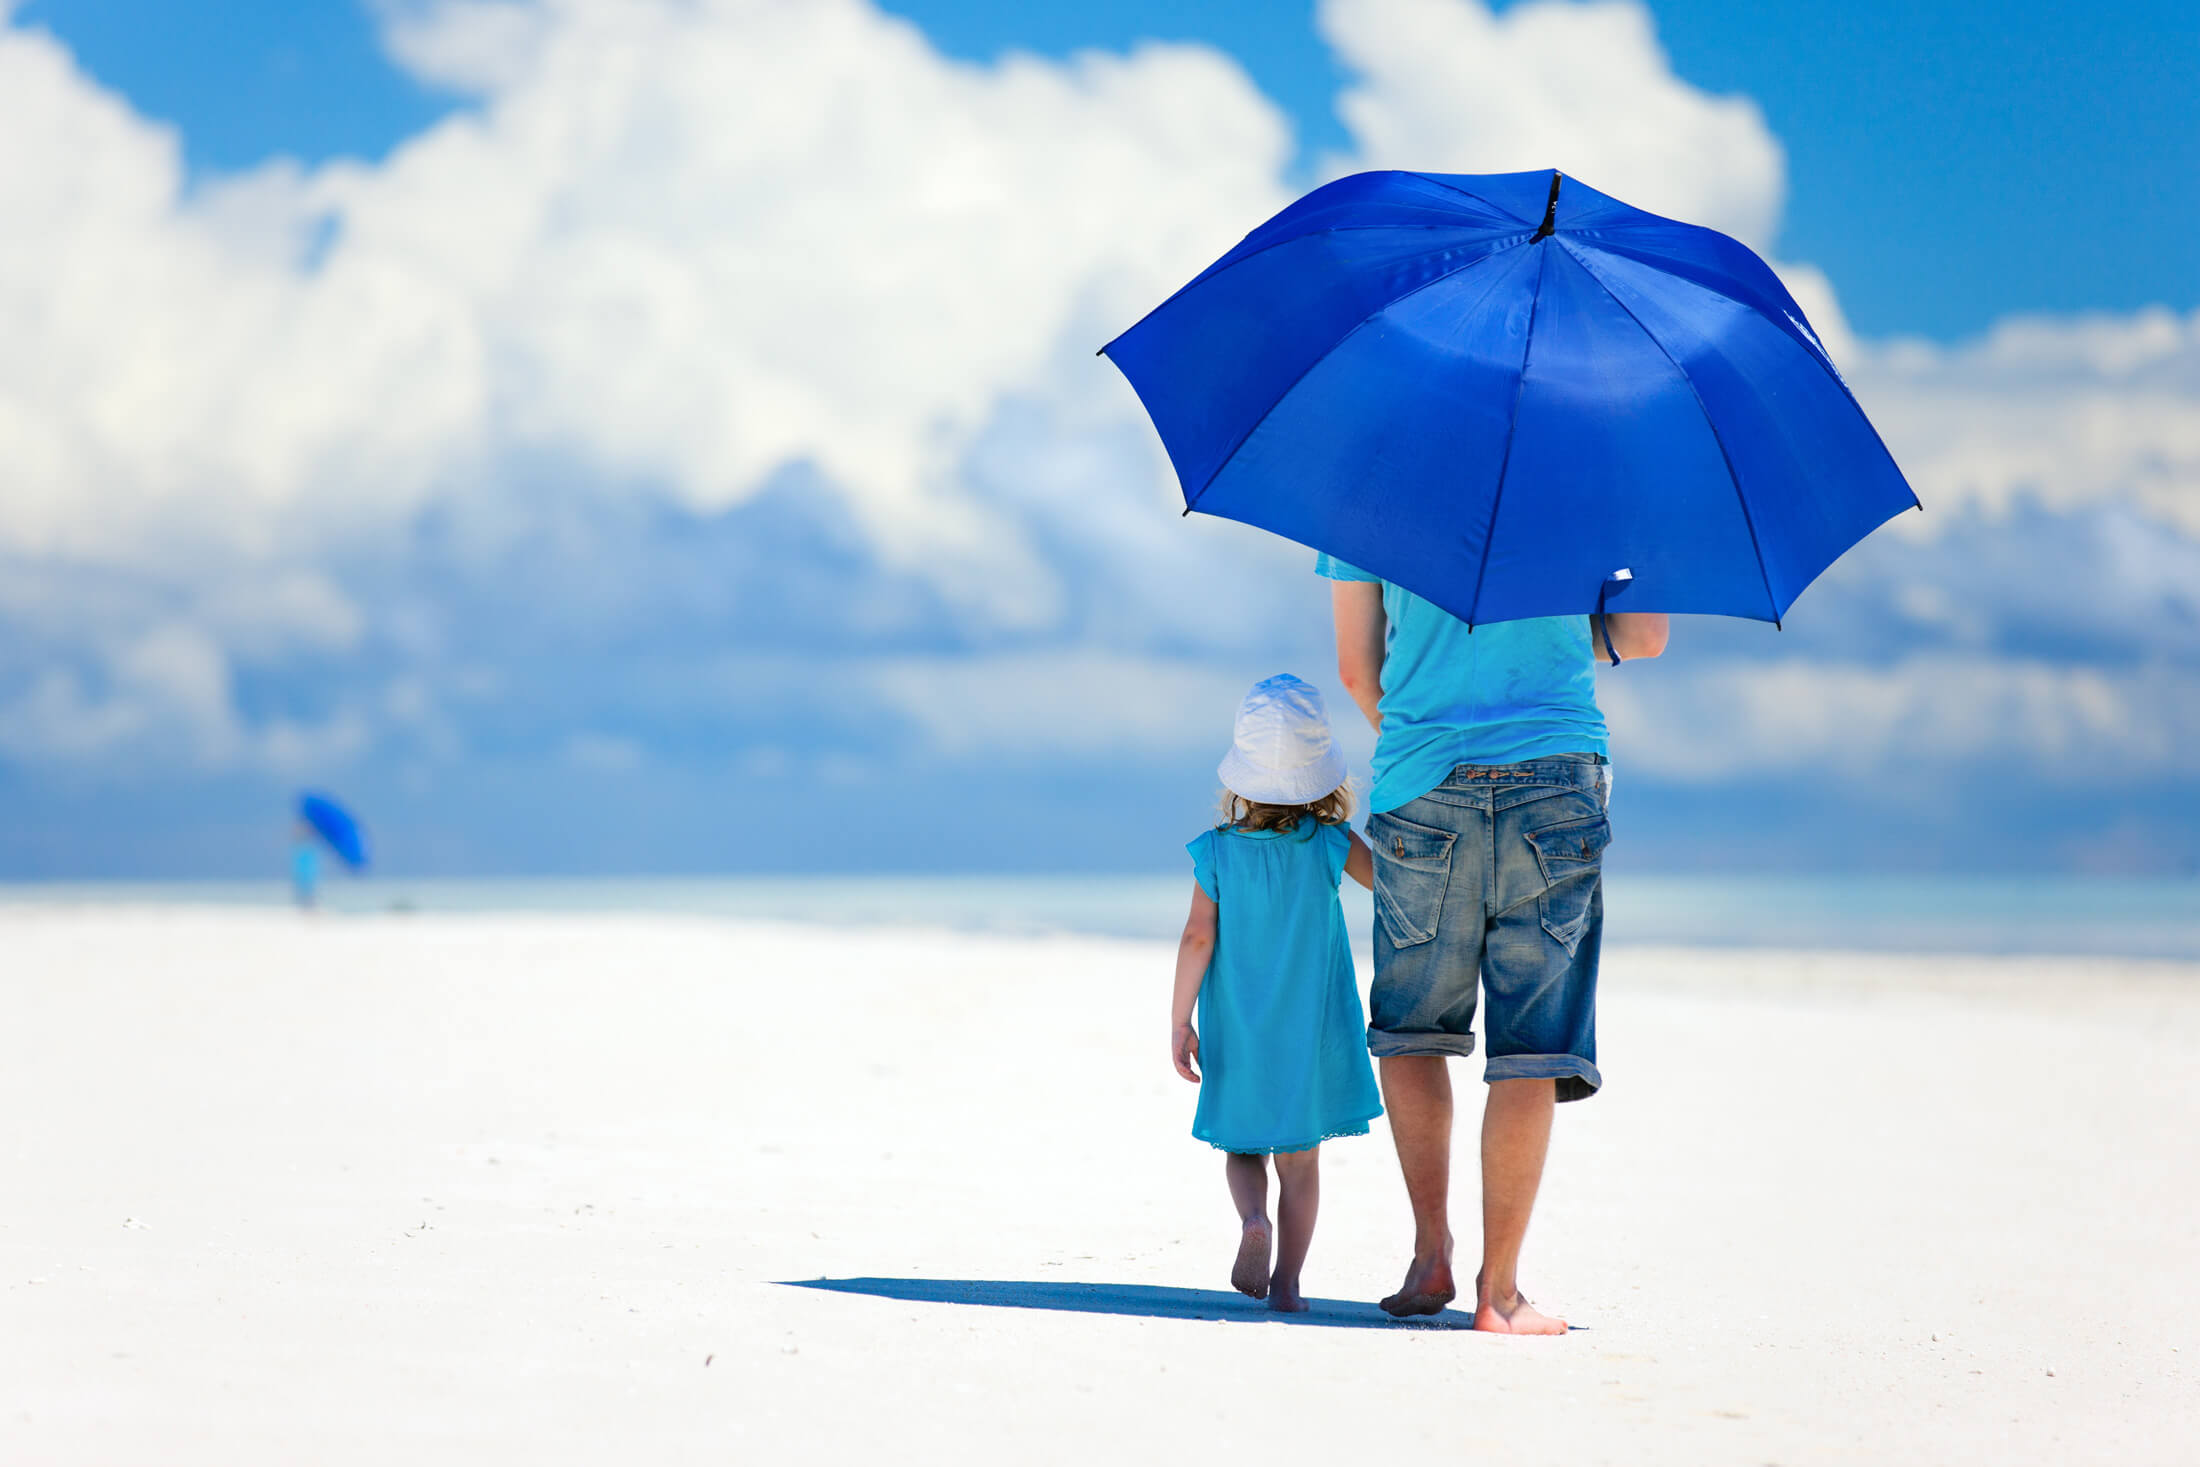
[779,1276,1478,1330]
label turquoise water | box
[4,874,2198,960]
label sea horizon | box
[5,871,2197,962]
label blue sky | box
[1,0,2195,878]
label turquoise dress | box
[1186,820,1383,1154]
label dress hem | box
[1193,1112,1381,1156]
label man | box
[1324,554,1667,1333]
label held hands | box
[1172,1021,1201,1083]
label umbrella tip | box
[1532,170,1561,241]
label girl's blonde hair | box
[1217,783,1354,834]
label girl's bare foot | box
[1231,1218,1272,1300]
[1268,1277,1308,1313]
[1378,1252,1455,1317]
[1473,1286,1567,1335]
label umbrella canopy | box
[1100,169,1918,629]
[298,792,368,871]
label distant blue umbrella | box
[298,792,368,871]
[1101,169,1919,650]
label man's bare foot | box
[1268,1278,1308,1313]
[1231,1219,1272,1300]
[1473,1287,1567,1335]
[1378,1253,1455,1317]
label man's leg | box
[1377,1054,1455,1316]
[1469,762,1608,1334]
[1366,789,1488,1318]
[1474,1076,1566,1334]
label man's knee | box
[1486,1076,1559,1115]
[1380,1053,1453,1097]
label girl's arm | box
[1170,882,1217,1082]
[1342,829,1374,891]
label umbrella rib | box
[1566,231,1794,327]
[1100,225,1522,359]
[1559,242,1783,625]
[1404,172,1543,229]
[1566,237,1917,512]
[1179,250,1510,513]
[1464,247,1551,630]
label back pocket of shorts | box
[1369,812,1455,950]
[1524,813,1610,955]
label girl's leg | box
[1269,1145,1321,1312]
[1224,1152,1271,1300]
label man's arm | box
[1591,611,1670,662]
[1332,580,1386,731]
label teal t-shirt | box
[1317,553,1607,813]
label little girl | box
[1171,673,1380,1313]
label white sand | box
[2,906,2195,1464]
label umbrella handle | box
[1596,569,1634,667]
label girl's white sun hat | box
[1218,674,1349,807]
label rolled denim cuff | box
[1366,1026,1478,1060]
[1483,1053,1602,1103]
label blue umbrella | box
[1101,169,1918,645]
[298,792,368,871]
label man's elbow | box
[1611,615,1670,661]
[1337,657,1377,698]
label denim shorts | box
[1366,755,1609,1102]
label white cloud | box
[0,622,370,770]
[0,624,244,766]
[1849,305,2200,536]
[563,731,643,771]
[1318,0,1786,249]
[0,670,150,763]
[256,709,375,774]
[200,572,367,657]
[113,624,237,753]
[1601,655,2195,781]
[0,0,1292,616]
[869,651,1255,759]
[376,0,549,93]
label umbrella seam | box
[1177,250,1515,514]
[1558,241,1782,625]
[1464,246,1552,630]
[1565,237,1918,512]
[1403,172,1543,228]
[1567,230,1832,371]
[1099,226,1527,362]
